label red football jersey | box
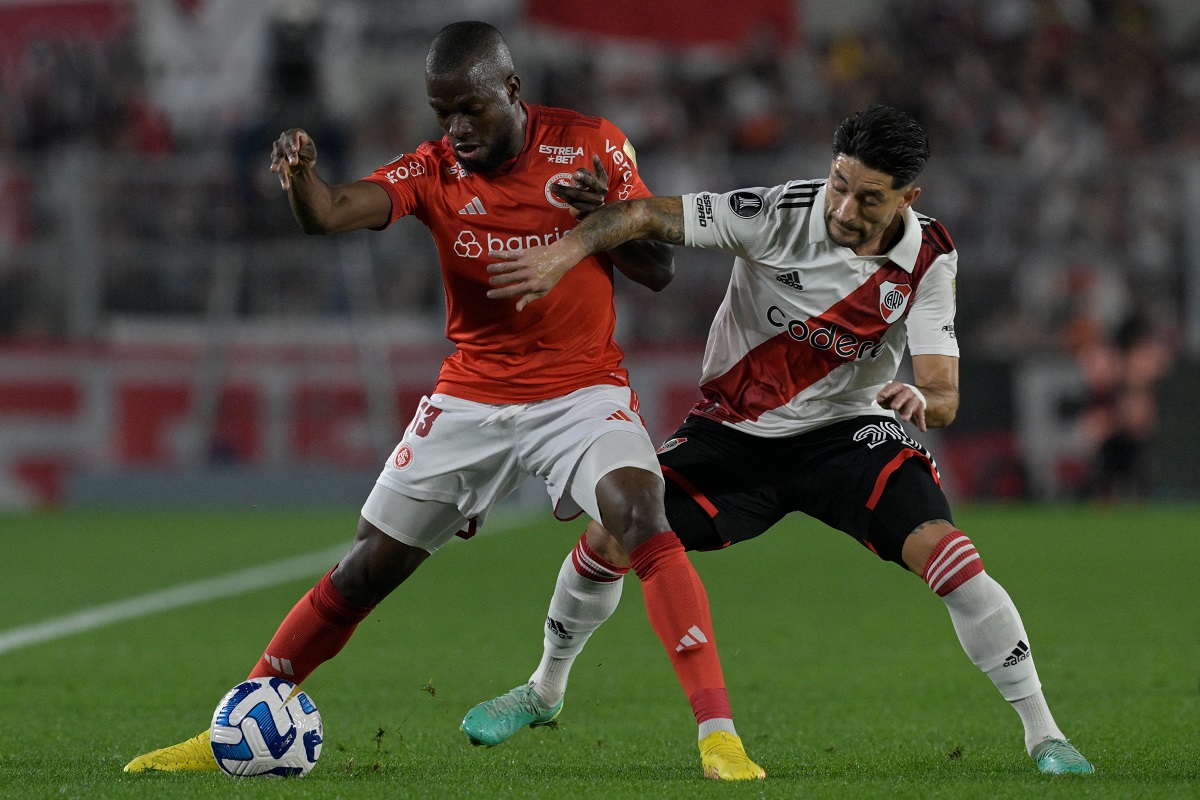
[360,103,653,404]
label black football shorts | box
[656,414,953,566]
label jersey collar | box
[809,183,922,274]
[490,102,538,176]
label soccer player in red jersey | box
[472,105,1094,776]
[123,21,763,781]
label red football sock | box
[248,569,374,684]
[629,531,732,724]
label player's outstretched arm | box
[487,196,684,310]
[877,354,959,432]
[270,128,391,235]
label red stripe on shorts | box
[865,447,939,511]
[661,464,719,519]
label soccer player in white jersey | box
[465,105,1094,776]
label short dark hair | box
[832,105,930,188]
[426,21,514,83]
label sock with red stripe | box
[630,531,736,739]
[248,568,374,684]
[528,533,628,707]
[925,531,1065,753]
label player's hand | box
[877,381,928,432]
[550,155,608,219]
[487,239,589,312]
[270,129,317,191]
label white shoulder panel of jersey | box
[684,180,822,264]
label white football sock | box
[940,570,1070,752]
[528,535,626,707]
[1011,690,1066,755]
[698,718,738,739]
[922,531,1066,752]
[941,570,1041,701]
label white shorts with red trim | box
[361,385,661,552]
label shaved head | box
[424,21,525,173]
[426,21,515,86]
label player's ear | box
[505,74,521,105]
[899,185,921,212]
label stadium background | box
[2,0,1200,510]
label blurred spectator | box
[230,13,350,238]
[1072,313,1177,499]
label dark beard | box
[467,126,519,173]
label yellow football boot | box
[123,729,218,772]
[698,730,766,780]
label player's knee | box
[900,519,958,574]
[594,467,669,548]
[584,519,630,566]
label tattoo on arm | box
[661,216,684,245]
[576,197,685,252]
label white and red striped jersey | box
[682,180,958,438]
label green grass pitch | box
[0,505,1197,799]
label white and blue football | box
[209,677,323,777]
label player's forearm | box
[285,168,338,234]
[919,380,959,428]
[286,170,379,236]
[609,240,675,292]
[571,197,686,256]
[909,354,958,428]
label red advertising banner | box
[0,1,131,84]
[525,0,797,48]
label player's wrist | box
[902,383,927,413]
[560,236,590,266]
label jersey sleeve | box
[681,184,792,262]
[357,146,437,227]
[597,120,653,202]
[905,250,959,357]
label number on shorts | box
[408,400,443,438]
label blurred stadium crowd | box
[1,0,1197,502]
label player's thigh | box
[361,482,470,554]
[786,417,950,566]
[378,393,524,527]
[656,417,786,551]
[519,385,661,523]
[868,458,954,568]
[571,430,665,535]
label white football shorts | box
[361,384,662,553]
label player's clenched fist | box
[270,129,317,190]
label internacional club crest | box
[545,172,574,208]
[878,280,913,323]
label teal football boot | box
[1031,738,1095,775]
[461,684,563,747]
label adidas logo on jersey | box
[776,270,803,290]
[606,409,634,422]
[458,196,487,215]
[1003,640,1030,667]
[675,625,709,652]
